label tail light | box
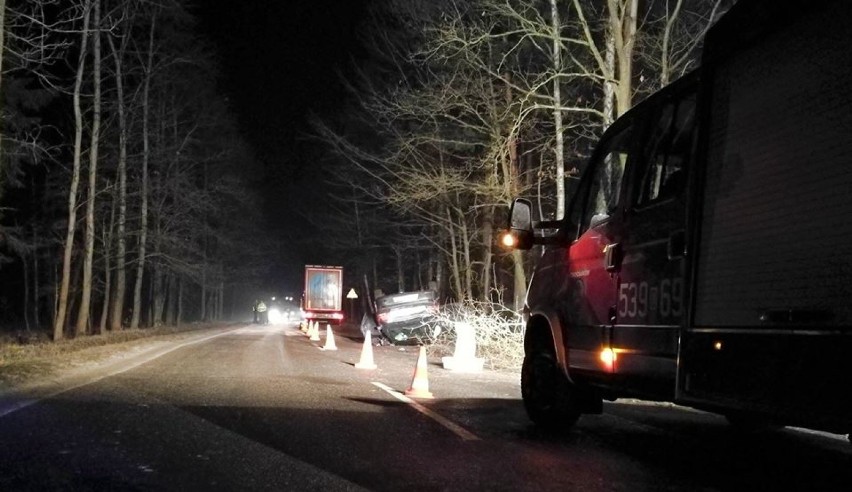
[331,312,344,320]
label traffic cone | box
[442,321,484,372]
[310,322,320,341]
[321,326,338,351]
[404,346,433,398]
[355,331,378,370]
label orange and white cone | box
[404,346,433,398]
[355,331,378,370]
[321,326,338,351]
[309,322,321,341]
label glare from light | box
[268,308,283,324]
[501,232,516,248]
[600,347,617,367]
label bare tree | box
[54,1,92,340]
[0,0,266,336]
[312,0,731,309]
[106,0,134,332]
[130,10,156,329]
[643,0,727,88]
[75,0,102,336]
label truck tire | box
[521,347,581,431]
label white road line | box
[0,328,240,419]
[372,381,480,441]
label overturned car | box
[370,290,442,345]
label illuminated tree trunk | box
[54,1,92,340]
[76,0,102,336]
[549,0,565,220]
[131,14,156,329]
[98,185,116,333]
[107,9,130,332]
[608,0,638,118]
[481,208,493,301]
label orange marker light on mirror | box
[500,232,517,248]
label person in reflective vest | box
[256,300,268,324]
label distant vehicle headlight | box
[268,308,282,324]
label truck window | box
[571,122,633,235]
[637,93,696,204]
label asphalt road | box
[1,322,850,491]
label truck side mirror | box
[501,198,534,250]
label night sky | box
[193,0,367,203]
[193,0,368,290]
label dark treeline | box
[0,0,268,338]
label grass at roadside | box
[0,323,228,389]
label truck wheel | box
[521,347,581,430]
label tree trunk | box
[200,270,207,321]
[54,1,92,341]
[152,260,164,326]
[435,254,443,299]
[512,250,526,311]
[603,32,616,128]
[76,0,102,336]
[33,225,41,328]
[446,207,463,300]
[394,246,404,293]
[200,162,208,321]
[372,255,378,296]
[98,186,116,334]
[608,0,638,118]
[549,0,566,220]
[481,207,493,302]
[107,11,129,332]
[22,249,30,330]
[165,273,177,325]
[131,14,156,329]
[459,210,472,300]
[218,281,224,320]
[98,250,111,334]
[177,277,183,327]
[427,251,435,290]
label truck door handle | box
[604,243,621,273]
[667,230,686,259]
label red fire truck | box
[504,0,852,438]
